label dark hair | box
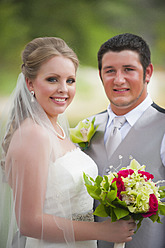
[98,33,151,74]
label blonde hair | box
[21,37,79,79]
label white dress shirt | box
[104,95,165,166]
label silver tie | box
[106,116,126,159]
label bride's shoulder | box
[11,118,50,150]
[22,118,48,135]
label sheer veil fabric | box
[0,73,76,247]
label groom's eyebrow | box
[123,65,137,68]
[102,66,114,70]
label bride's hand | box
[98,218,136,243]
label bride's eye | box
[66,78,76,84]
[47,77,58,83]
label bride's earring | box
[31,90,35,102]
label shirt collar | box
[107,94,153,127]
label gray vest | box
[84,103,165,248]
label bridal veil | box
[0,72,76,247]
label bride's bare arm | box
[7,122,135,244]
[72,218,135,243]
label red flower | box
[138,171,154,181]
[112,177,125,200]
[142,194,158,218]
[118,169,134,178]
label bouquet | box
[69,117,98,150]
[84,159,165,248]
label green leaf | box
[112,197,127,208]
[95,175,103,187]
[83,172,92,185]
[103,176,110,191]
[111,182,118,195]
[91,117,95,125]
[101,192,107,202]
[87,125,95,140]
[156,215,162,224]
[135,218,143,233]
[158,186,165,199]
[106,190,117,203]
[94,204,108,217]
[85,184,101,200]
[113,207,129,220]
[158,203,165,215]
[110,208,117,222]
[159,186,165,191]
[79,142,89,148]
[149,211,159,222]
[132,213,144,221]
[121,215,131,220]
[91,117,99,131]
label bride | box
[0,37,135,247]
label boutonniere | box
[69,117,99,150]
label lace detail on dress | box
[72,210,94,222]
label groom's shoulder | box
[83,110,108,127]
[97,110,107,115]
[151,102,165,114]
[86,110,107,120]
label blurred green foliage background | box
[0,2,165,246]
[0,0,165,126]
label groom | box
[83,33,165,248]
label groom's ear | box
[145,63,153,83]
[99,70,103,82]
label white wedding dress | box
[24,148,98,248]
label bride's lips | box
[50,97,68,104]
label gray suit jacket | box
[84,103,165,248]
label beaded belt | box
[72,210,94,222]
